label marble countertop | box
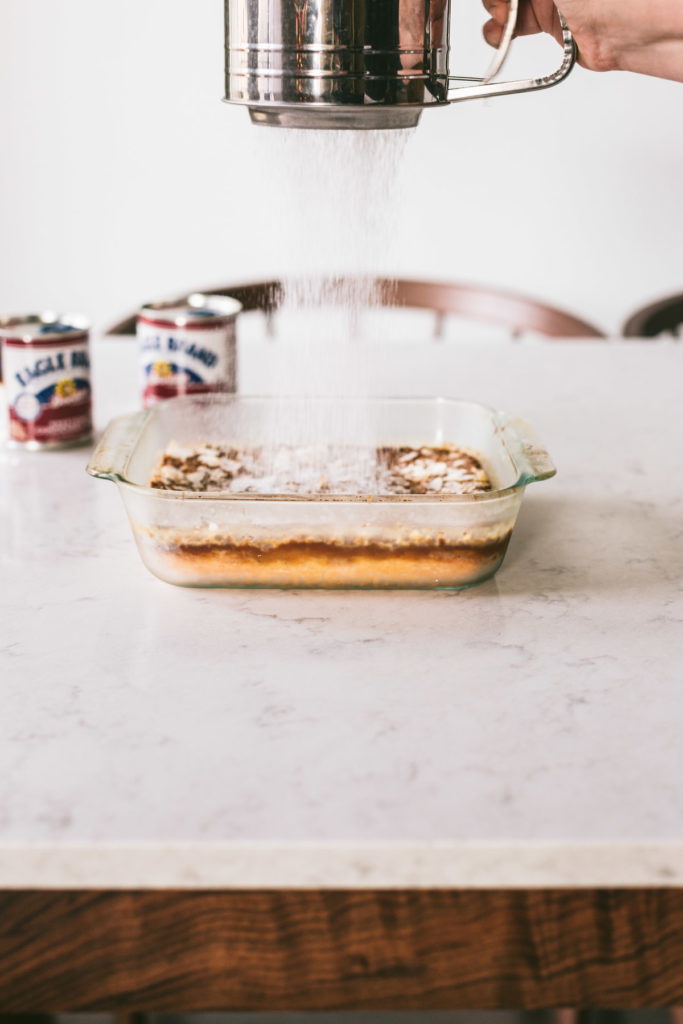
[1,336,682,889]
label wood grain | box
[0,889,681,1011]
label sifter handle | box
[447,8,576,103]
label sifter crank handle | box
[447,9,576,103]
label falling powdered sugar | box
[250,127,416,492]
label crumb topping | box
[150,441,491,496]
[378,445,490,495]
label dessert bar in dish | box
[87,395,556,590]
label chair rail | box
[106,277,605,340]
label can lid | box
[0,312,89,342]
[139,293,242,327]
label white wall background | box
[0,0,682,335]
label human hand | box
[482,0,683,82]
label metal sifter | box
[223,0,576,129]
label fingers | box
[482,0,508,27]
[482,0,550,48]
[482,0,509,48]
[483,17,504,47]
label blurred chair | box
[623,291,683,338]
[106,277,606,341]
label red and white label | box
[3,336,92,445]
[137,318,237,408]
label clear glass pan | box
[87,395,555,590]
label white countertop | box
[1,336,683,889]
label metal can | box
[137,293,241,408]
[0,313,92,449]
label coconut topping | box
[150,441,492,496]
[379,445,491,495]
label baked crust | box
[150,534,511,588]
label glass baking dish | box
[87,395,555,589]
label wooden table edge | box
[1,887,682,1010]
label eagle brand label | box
[2,331,92,447]
[138,317,237,408]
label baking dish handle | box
[504,415,557,485]
[86,409,149,482]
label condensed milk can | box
[0,313,92,449]
[137,293,241,408]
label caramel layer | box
[155,535,511,588]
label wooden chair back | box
[106,277,605,339]
[623,292,683,338]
